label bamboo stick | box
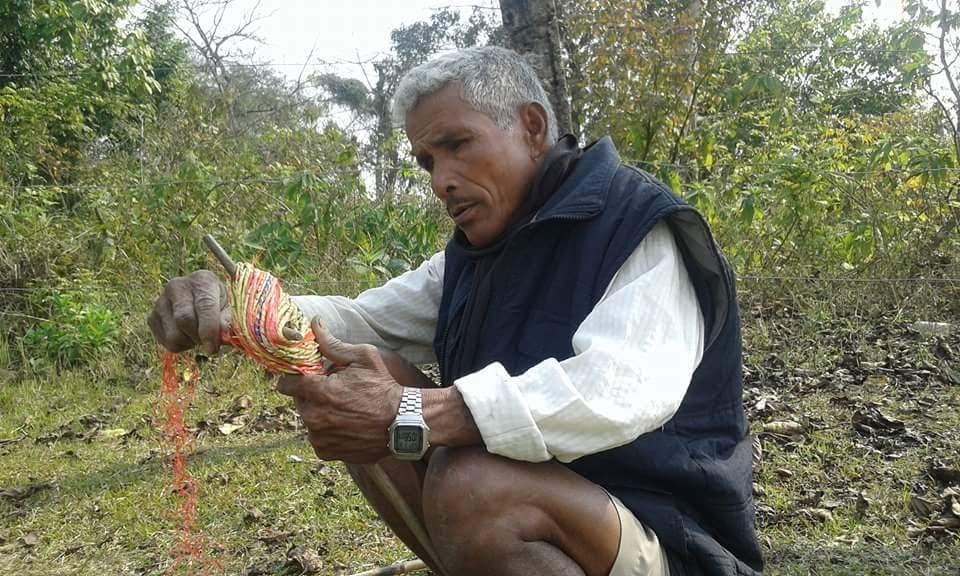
[364,463,442,571]
[347,559,428,576]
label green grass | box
[0,357,409,575]
[1,304,958,575]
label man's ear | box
[518,102,550,158]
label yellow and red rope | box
[221,262,325,375]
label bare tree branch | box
[938,0,960,122]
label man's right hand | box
[147,270,230,355]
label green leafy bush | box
[23,287,118,369]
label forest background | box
[0,0,958,574]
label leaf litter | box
[743,306,960,553]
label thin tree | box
[499,0,573,136]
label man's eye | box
[449,138,467,152]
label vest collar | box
[530,136,621,224]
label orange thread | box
[159,352,221,575]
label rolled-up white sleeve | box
[455,222,705,463]
[291,251,444,365]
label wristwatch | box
[388,387,431,460]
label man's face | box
[405,83,545,247]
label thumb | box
[311,318,355,367]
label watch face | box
[392,425,424,454]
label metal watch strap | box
[398,387,422,416]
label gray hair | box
[391,46,559,143]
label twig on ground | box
[347,559,428,576]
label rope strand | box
[221,262,326,374]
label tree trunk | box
[499,0,572,137]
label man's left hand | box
[276,319,401,463]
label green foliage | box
[346,200,449,286]
[2,0,957,377]
[23,281,119,369]
[564,0,958,282]
[0,0,158,184]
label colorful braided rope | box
[221,262,325,375]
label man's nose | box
[431,163,457,200]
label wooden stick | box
[347,559,428,576]
[364,464,443,572]
[201,234,237,277]
[201,234,302,341]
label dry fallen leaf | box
[930,516,960,530]
[775,468,794,478]
[232,395,253,412]
[763,421,803,435]
[799,508,833,523]
[20,533,39,547]
[820,498,842,510]
[930,464,960,485]
[906,525,925,538]
[852,407,905,436]
[910,495,939,518]
[256,530,293,545]
[0,482,53,502]
[218,419,245,435]
[856,493,872,518]
[243,508,263,524]
[100,428,129,440]
[285,545,322,574]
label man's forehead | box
[406,88,484,150]
[406,86,469,130]
[408,116,465,147]
[412,82,466,113]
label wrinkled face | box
[405,83,547,247]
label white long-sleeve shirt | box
[292,221,704,464]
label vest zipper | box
[527,209,596,227]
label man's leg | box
[422,446,621,576]
[353,350,622,576]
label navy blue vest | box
[434,138,763,575]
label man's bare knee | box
[422,447,620,576]
[423,448,507,569]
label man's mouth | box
[448,202,477,224]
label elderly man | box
[149,46,763,576]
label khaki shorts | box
[607,492,671,576]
